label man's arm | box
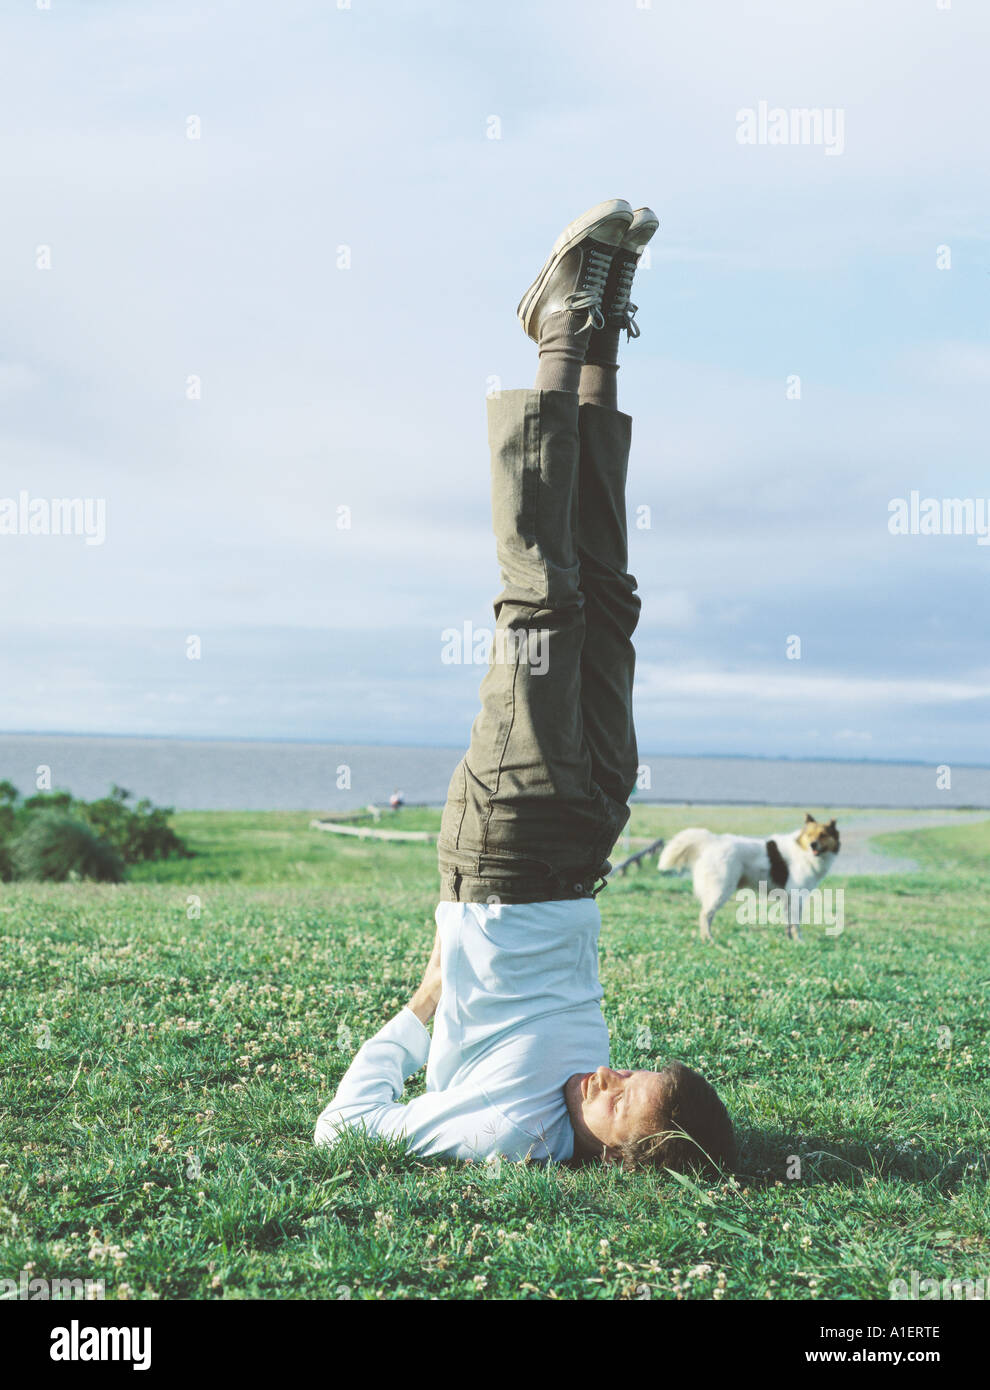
[313,1006,431,1147]
[313,931,443,1148]
[406,927,442,1026]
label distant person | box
[316,200,735,1171]
[389,789,404,811]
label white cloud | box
[0,363,39,398]
[907,341,990,387]
[649,591,697,629]
[637,665,990,706]
[0,0,986,755]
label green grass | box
[873,818,990,875]
[1,804,988,1300]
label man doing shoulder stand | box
[315,200,735,1173]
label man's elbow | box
[313,1107,344,1148]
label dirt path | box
[830,810,990,875]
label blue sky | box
[1,0,988,763]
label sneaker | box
[517,199,634,341]
[601,206,659,339]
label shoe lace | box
[563,244,613,331]
[610,255,641,339]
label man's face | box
[564,1065,668,1162]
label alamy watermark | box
[1,1267,105,1300]
[0,491,106,546]
[736,101,845,156]
[441,621,549,675]
[50,1320,151,1370]
[888,492,990,546]
[736,883,844,936]
[890,1270,987,1301]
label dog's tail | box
[658,828,713,873]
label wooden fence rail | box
[310,818,436,844]
[610,836,665,876]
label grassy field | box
[2,803,988,1301]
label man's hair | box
[617,1061,736,1175]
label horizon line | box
[0,729,986,773]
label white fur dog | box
[658,813,840,942]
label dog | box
[658,813,841,942]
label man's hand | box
[407,928,443,1025]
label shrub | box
[21,791,75,816]
[0,781,191,881]
[0,781,16,880]
[80,786,193,863]
[10,812,126,883]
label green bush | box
[79,785,193,863]
[21,790,75,816]
[0,781,16,879]
[0,780,192,882]
[10,811,126,883]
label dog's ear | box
[804,812,815,823]
[827,818,837,829]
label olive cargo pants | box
[437,389,641,904]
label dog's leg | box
[697,881,739,943]
[699,906,715,943]
[786,898,804,943]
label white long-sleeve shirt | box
[314,897,610,1162]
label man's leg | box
[572,208,658,868]
[438,386,607,902]
[575,401,640,868]
[438,202,636,904]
